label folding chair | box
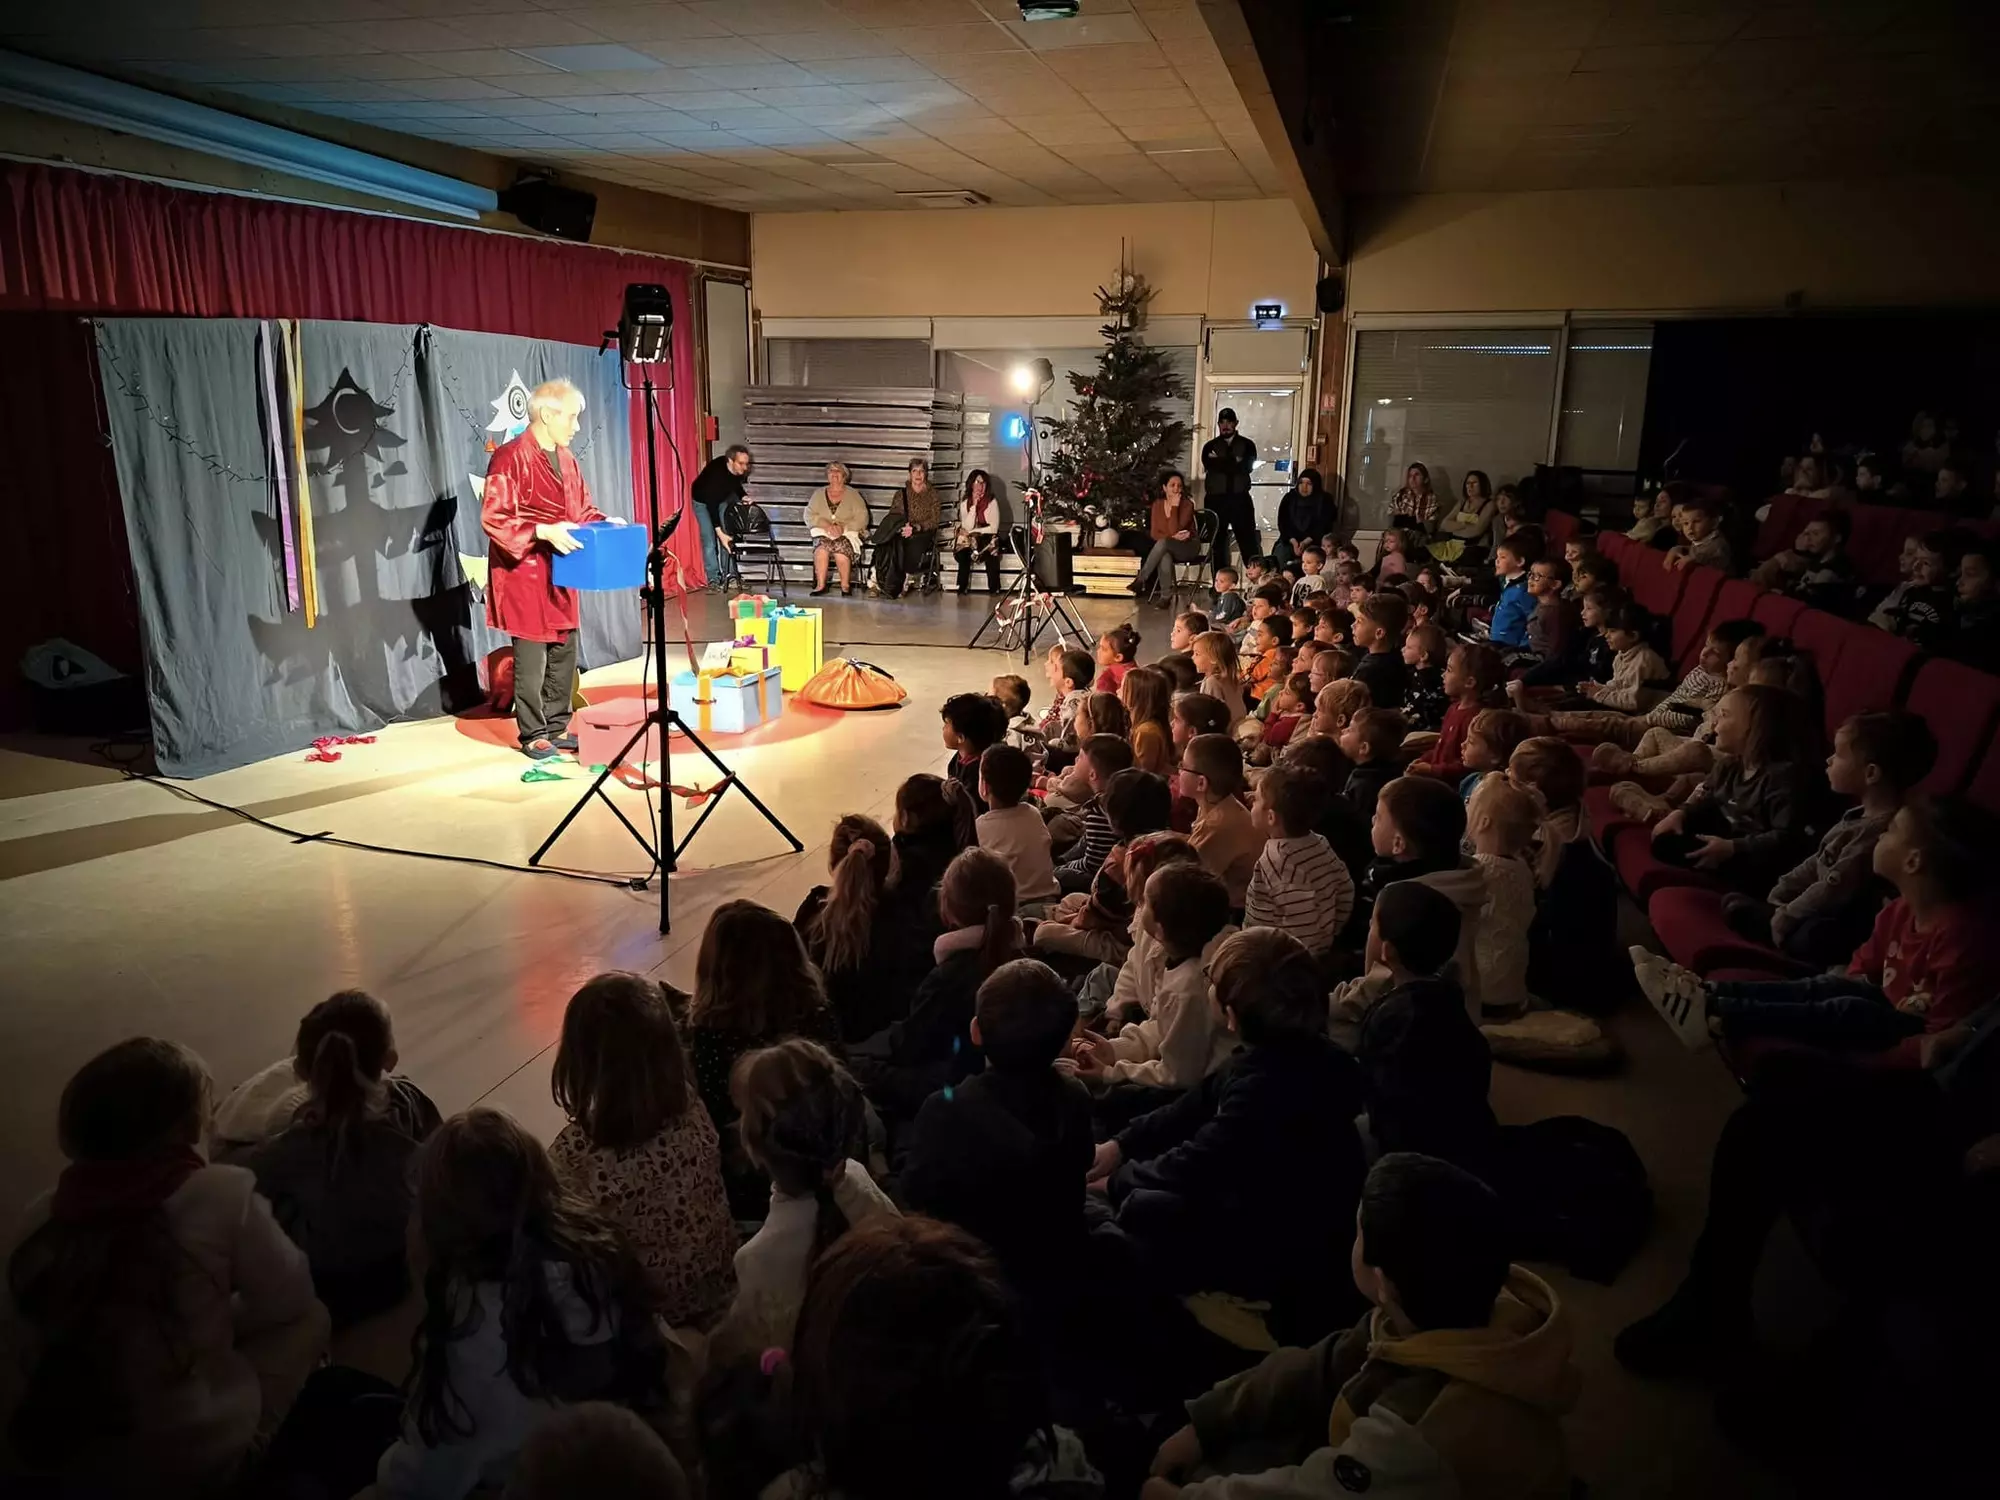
[1163,510,1221,613]
[726,506,787,597]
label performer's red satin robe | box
[480,433,605,642]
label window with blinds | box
[1343,329,1560,529]
[763,337,933,388]
[1556,324,1654,474]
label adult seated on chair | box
[807,461,869,597]
[872,457,942,599]
[1271,467,1334,572]
[954,468,1005,594]
[1128,469,1201,608]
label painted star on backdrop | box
[303,368,403,478]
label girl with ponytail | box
[796,815,937,1045]
[708,1039,894,1369]
[235,991,442,1325]
[850,848,1023,1127]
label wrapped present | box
[730,593,774,621]
[550,522,647,591]
[728,634,774,675]
[736,605,824,691]
[669,666,783,735]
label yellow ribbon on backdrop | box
[282,321,318,628]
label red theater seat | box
[1584,783,1646,847]
[1754,494,1825,560]
[1751,591,1807,639]
[1668,567,1726,670]
[1647,885,1815,979]
[1970,740,2000,817]
[1903,657,2000,795]
[1628,548,1689,619]
[1610,821,1721,902]
[1597,531,1635,570]
[1812,621,1916,733]
[1545,509,1579,551]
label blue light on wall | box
[1002,414,1029,443]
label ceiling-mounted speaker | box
[499,174,597,242]
[1315,272,1345,315]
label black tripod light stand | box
[967,359,1088,662]
[530,284,800,933]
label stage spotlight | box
[1010,357,1054,401]
[617,283,673,364]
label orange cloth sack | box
[798,657,908,711]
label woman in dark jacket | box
[1273,467,1335,571]
[871,457,943,598]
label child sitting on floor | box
[1245,761,1355,955]
[1147,1153,1577,1500]
[1054,734,1136,893]
[976,743,1059,908]
[1123,664,1176,777]
[1073,862,1238,1110]
[1648,685,1822,894]
[1039,690,1128,808]
[1465,772,1540,1017]
[1309,678,1370,756]
[1460,708,1533,803]
[1033,646,1095,752]
[1095,623,1141,693]
[1356,885,1497,1171]
[1035,769,1174,966]
[1349,592,1411,710]
[1250,673,1312,762]
[1339,707,1408,822]
[9,1040,327,1494]
[1170,609,1210,652]
[1718,709,1935,965]
[1400,622,1451,732]
[1180,732,1263,909]
[1209,567,1245,626]
[1513,601,1667,727]
[1193,629,1249,727]
[1242,615,1291,705]
[710,1041,895,1367]
[1637,796,2000,1066]
[1337,776,1488,1017]
[990,673,1033,748]
[899,958,1093,1315]
[940,692,1009,812]
[1407,642,1504,784]
[1091,929,1366,1346]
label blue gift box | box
[551,521,646,591]
[669,665,783,735]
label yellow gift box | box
[741,608,824,691]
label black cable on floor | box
[117,769,649,890]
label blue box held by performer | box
[551,521,647,591]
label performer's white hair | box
[528,378,585,421]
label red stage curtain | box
[0,161,707,727]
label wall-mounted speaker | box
[499,175,597,242]
[1315,272,1345,316]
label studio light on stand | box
[972,356,1086,661]
[530,283,800,934]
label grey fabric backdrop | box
[97,318,636,777]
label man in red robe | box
[481,378,619,759]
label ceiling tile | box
[563,6,733,43]
[799,53,935,83]
[754,30,889,61]
[313,18,471,52]
[439,14,612,49]
[208,24,378,57]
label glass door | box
[1210,385,1299,537]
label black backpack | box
[1494,1115,1653,1284]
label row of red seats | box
[1752,492,2000,588]
[1543,513,2000,982]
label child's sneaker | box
[1630,946,1711,1049]
[1609,781,1671,821]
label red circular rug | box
[454,680,850,753]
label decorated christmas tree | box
[1032,264,1189,532]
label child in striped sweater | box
[1053,735,1135,894]
[1244,762,1355,955]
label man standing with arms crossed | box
[1201,407,1260,578]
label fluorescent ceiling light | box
[0,47,497,220]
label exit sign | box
[1252,302,1284,325]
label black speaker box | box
[499,177,597,242]
[1316,272,1344,315]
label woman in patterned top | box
[548,972,738,1331]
